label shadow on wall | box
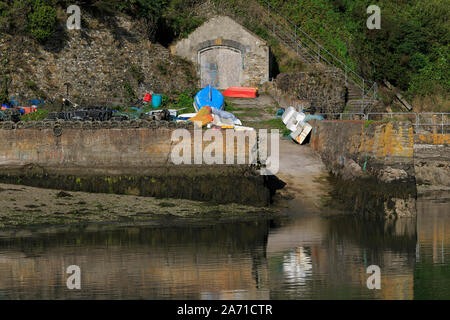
[269,48,280,80]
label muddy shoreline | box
[0,183,278,229]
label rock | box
[56,191,73,198]
[0,14,197,107]
[275,71,346,114]
[378,167,409,183]
[384,197,417,218]
[342,158,363,180]
[414,144,450,190]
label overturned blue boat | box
[194,85,224,112]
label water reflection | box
[0,221,271,300]
[267,214,417,299]
[414,191,450,299]
[0,193,448,299]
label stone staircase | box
[228,0,380,114]
[345,84,378,113]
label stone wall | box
[276,71,346,113]
[0,14,197,107]
[414,133,450,191]
[172,16,269,88]
[310,120,415,181]
[0,124,275,206]
[310,120,417,217]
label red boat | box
[222,87,258,98]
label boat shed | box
[171,16,270,89]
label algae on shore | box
[0,183,277,228]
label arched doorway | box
[199,46,242,89]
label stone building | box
[172,16,270,89]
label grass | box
[246,118,285,130]
[235,111,263,118]
[20,109,48,121]
[224,99,237,111]
[364,120,375,128]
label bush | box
[123,82,136,101]
[28,4,57,42]
[407,46,450,97]
[0,73,7,104]
[0,57,7,104]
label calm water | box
[0,192,448,300]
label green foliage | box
[123,81,136,101]
[20,109,48,121]
[28,1,57,42]
[163,0,206,39]
[128,64,144,84]
[165,89,196,113]
[1,0,447,109]
[0,73,7,104]
[364,120,375,128]
[255,118,285,130]
[0,57,7,104]
[25,80,38,90]
[407,46,450,97]
[259,0,449,102]
[156,62,168,75]
[224,99,237,111]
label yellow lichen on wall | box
[415,134,450,145]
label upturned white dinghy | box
[282,106,313,145]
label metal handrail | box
[313,112,449,128]
[260,0,378,100]
[365,112,449,133]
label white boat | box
[282,106,312,145]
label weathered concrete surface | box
[0,127,275,206]
[172,16,269,88]
[310,120,415,182]
[414,133,450,192]
[275,138,330,213]
[0,127,258,168]
[309,120,417,217]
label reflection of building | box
[282,247,313,285]
[267,213,416,299]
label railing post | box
[362,79,365,98]
[415,113,419,133]
[294,25,298,54]
[374,82,378,99]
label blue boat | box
[194,85,224,112]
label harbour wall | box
[310,120,450,217]
[310,120,416,217]
[0,122,275,206]
[413,133,450,191]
